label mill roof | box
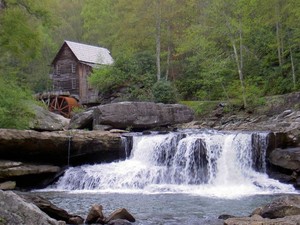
[53,40,114,66]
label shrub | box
[152,80,178,104]
[0,77,35,129]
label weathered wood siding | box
[51,44,99,104]
[51,44,80,96]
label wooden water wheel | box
[49,96,79,118]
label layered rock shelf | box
[0,129,124,166]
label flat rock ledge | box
[0,160,62,189]
[0,129,124,166]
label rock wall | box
[0,129,124,189]
[0,129,124,166]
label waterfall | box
[52,129,295,198]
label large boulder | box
[30,105,70,131]
[93,102,194,130]
[0,190,62,225]
[269,148,300,171]
[105,208,136,223]
[268,148,300,188]
[85,204,105,224]
[68,109,94,130]
[0,129,124,166]
[224,195,300,225]
[20,193,84,224]
[252,195,300,219]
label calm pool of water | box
[35,191,293,225]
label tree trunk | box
[165,24,171,81]
[275,1,283,68]
[232,40,247,108]
[276,21,282,67]
[290,47,296,89]
[155,0,161,81]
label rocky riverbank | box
[1,189,300,225]
[1,100,300,190]
[222,195,300,225]
[0,190,136,225]
[1,99,300,225]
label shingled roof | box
[53,40,114,66]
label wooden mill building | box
[50,40,114,104]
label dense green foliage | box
[89,52,157,101]
[152,81,177,104]
[84,0,300,108]
[1,0,300,128]
[0,77,35,129]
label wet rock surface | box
[85,204,105,224]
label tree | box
[0,76,36,129]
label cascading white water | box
[52,130,295,198]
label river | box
[36,129,298,224]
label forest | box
[1,0,300,128]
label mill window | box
[71,64,76,73]
[56,65,60,75]
[71,78,76,89]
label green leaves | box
[152,80,177,104]
[0,77,36,129]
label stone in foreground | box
[105,208,136,223]
[0,190,61,225]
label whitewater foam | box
[48,130,296,198]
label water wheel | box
[49,96,79,118]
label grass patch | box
[180,101,220,118]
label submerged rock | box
[224,214,300,225]
[107,219,132,225]
[105,208,136,223]
[85,204,105,224]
